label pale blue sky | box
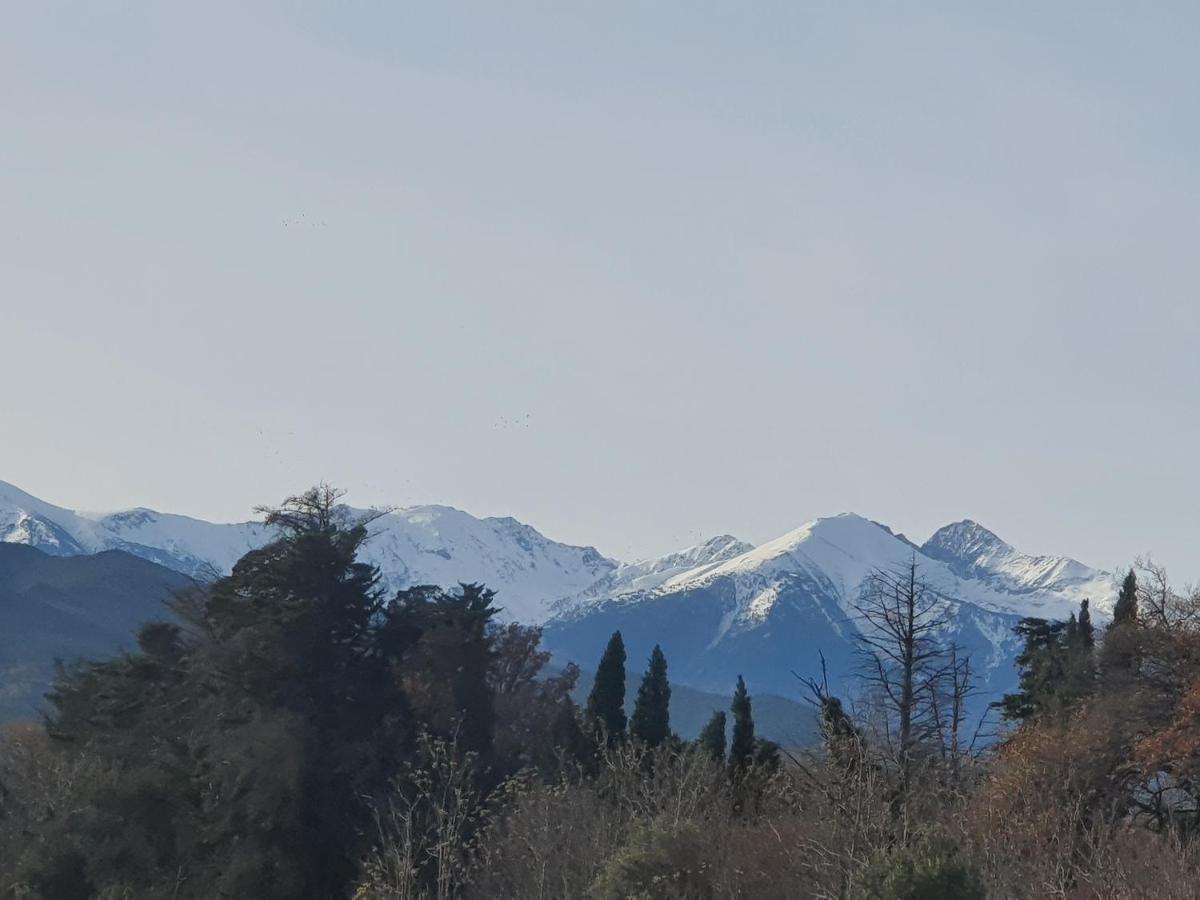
[3,3,1199,579]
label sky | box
[3,3,1199,580]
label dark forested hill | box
[0,544,192,721]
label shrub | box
[850,840,985,900]
[592,817,711,899]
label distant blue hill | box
[0,544,192,722]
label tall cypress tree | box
[729,675,755,774]
[587,631,627,746]
[1064,600,1097,704]
[630,644,671,747]
[1113,570,1138,627]
[698,710,726,763]
[1077,599,1095,649]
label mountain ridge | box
[1,480,1113,626]
[540,512,1116,723]
[2,479,1117,717]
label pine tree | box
[630,645,671,747]
[1077,599,1095,648]
[698,710,726,763]
[1113,570,1138,627]
[729,675,756,774]
[37,485,397,898]
[587,631,627,746]
[1000,617,1067,720]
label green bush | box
[592,817,712,899]
[851,839,985,900]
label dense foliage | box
[0,487,581,898]
[6,490,1200,898]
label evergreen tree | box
[550,697,595,770]
[1113,570,1138,627]
[16,485,576,899]
[587,631,627,746]
[1062,600,1097,704]
[698,710,726,763]
[35,486,397,898]
[389,582,499,760]
[630,645,671,747]
[729,675,756,774]
[820,693,865,771]
[753,738,782,771]
[999,618,1067,721]
[1077,599,1095,648]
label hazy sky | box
[4,3,1199,579]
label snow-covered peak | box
[1,479,1118,628]
[577,534,754,600]
[667,513,911,595]
[922,519,1104,599]
[543,512,1117,719]
[0,479,73,525]
[0,481,614,624]
[0,481,90,556]
[357,504,616,622]
[615,510,1117,625]
[923,520,1011,561]
[635,534,753,580]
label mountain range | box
[1,480,1117,731]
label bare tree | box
[852,556,956,798]
[1136,556,1200,634]
[927,644,978,779]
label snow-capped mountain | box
[0,480,271,576]
[352,507,615,622]
[1,479,1118,714]
[921,519,1111,609]
[571,535,754,602]
[0,481,614,623]
[542,513,1116,716]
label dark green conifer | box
[729,675,756,773]
[1000,617,1067,720]
[21,485,539,899]
[1062,600,1097,704]
[1113,570,1138,627]
[698,710,726,763]
[587,631,627,746]
[1077,599,1095,648]
[630,645,671,747]
[753,738,782,771]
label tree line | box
[3,486,1200,898]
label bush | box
[850,840,985,900]
[592,817,711,899]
